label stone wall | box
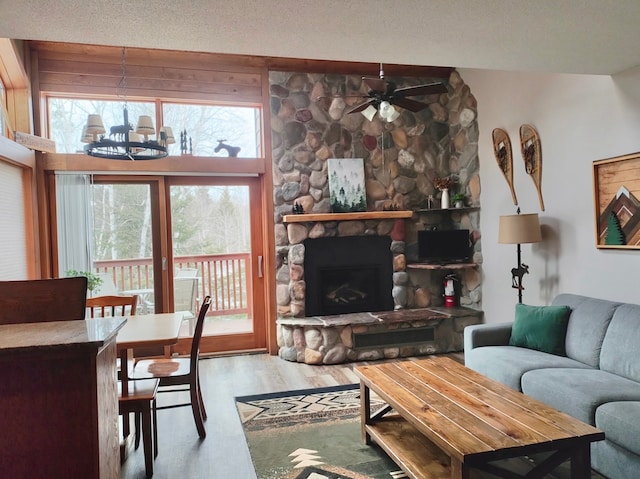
[270,69,481,318]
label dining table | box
[116,311,186,390]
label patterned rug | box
[235,384,404,479]
[236,384,606,479]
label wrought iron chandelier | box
[82,48,174,160]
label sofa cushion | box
[600,303,640,381]
[508,304,571,355]
[521,368,640,425]
[464,346,592,392]
[551,293,620,368]
[596,401,640,457]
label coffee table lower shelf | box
[366,416,451,479]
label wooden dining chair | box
[0,277,88,323]
[131,296,212,438]
[118,378,159,478]
[86,293,158,477]
[86,294,138,318]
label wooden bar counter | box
[0,318,126,479]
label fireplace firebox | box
[304,236,394,316]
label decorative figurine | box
[292,202,304,214]
[180,129,192,155]
[511,263,529,291]
[214,139,241,157]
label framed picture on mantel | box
[593,152,640,249]
[328,158,367,213]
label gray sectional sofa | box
[464,293,640,479]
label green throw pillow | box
[509,303,571,356]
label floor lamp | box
[498,212,542,303]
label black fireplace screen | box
[304,235,394,316]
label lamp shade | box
[86,114,106,136]
[498,213,542,244]
[385,106,400,122]
[135,115,156,138]
[361,104,377,122]
[80,126,93,143]
[159,126,175,146]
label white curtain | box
[56,173,93,276]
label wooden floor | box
[119,352,602,479]
[120,352,395,479]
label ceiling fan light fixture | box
[361,104,378,122]
[385,106,400,122]
[379,101,399,122]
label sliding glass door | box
[168,177,266,355]
[57,174,266,355]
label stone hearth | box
[277,306,482,364]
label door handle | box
[258,255,263,278]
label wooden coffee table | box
[354,357,604,479]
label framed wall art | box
[328,158,367,213]
[593,152,640,249]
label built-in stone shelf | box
[282,210,413,224]
[277,306,483,365]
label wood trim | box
[0,39,29,89]
[259,64,278,355]
[264,57,454,78]
[29,41,453,81]
[41,153,266,175]
[43,170,56,278]
[283,210,413,223]
[21,162,37,278]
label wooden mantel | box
[282,210,413,224]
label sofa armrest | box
[464,322,513,351]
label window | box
[47,97,262,157]
[163,103,261,157]
[48,98,155,154]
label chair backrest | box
[175,268,199,278]
[174,277,198,316]
[190,296,211,371]
[86,295,138,318]
[0,277,88,324]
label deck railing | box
[94,253,251,317]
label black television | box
[418,229,471,264]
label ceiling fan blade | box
[347,99,376,114]
[363,77,387,93]
[393,82,448,98]
[391,97,429,112]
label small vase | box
[441,188,450,209]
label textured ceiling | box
[1,0,639,75]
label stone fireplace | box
[270,68,484,364]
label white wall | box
[459,67,640,323]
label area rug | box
[236,384,605,479]
[235,384,403,479]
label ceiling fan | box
[346,63,448,121]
